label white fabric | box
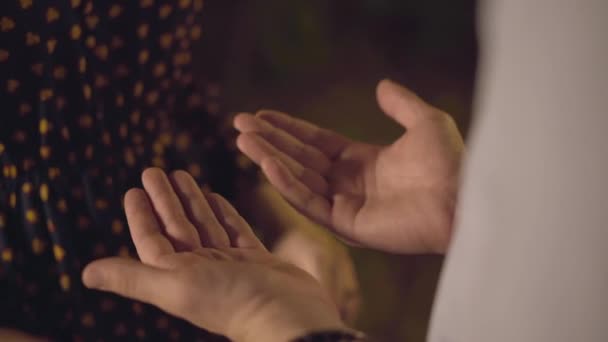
[429,1,608,341]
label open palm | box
[82,168,346,342]
[234,80,464,253]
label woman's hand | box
[235,80,464,254]
[82,168,350,342]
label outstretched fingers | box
[234,113,331,173]
[236,132,328,195]
[141,168,202,251]
[260,157,332,225]
[255,110,350,158]
[124,188,174,266]
[169,170,231,248]
[206,193,266,250]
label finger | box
[260,157,331,225]
[376,79,433,128]
[237,132,328,195]
[234,113,331,173]
[141,168,201,251]
[170,171,230,248]
[206,193,266,250]
[255,110,350,158]
[82,258,178,311]
[124,188,175,265]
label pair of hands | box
[82,79,464,340]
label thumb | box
[82,257,176,309]
[376,79,431,129]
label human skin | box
[234,79,464,254]
[82,169,352,342]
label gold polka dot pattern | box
[0,0,244,340]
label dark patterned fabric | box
[292,330,368,342]
[0,0,253,340]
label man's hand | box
[234,80,464,254]
[82,168,350,342]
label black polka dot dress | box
[0,0,253,340]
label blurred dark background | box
[196,1,477,340]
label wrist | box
[228,296,347,342]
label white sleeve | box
[428,1,608,342]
